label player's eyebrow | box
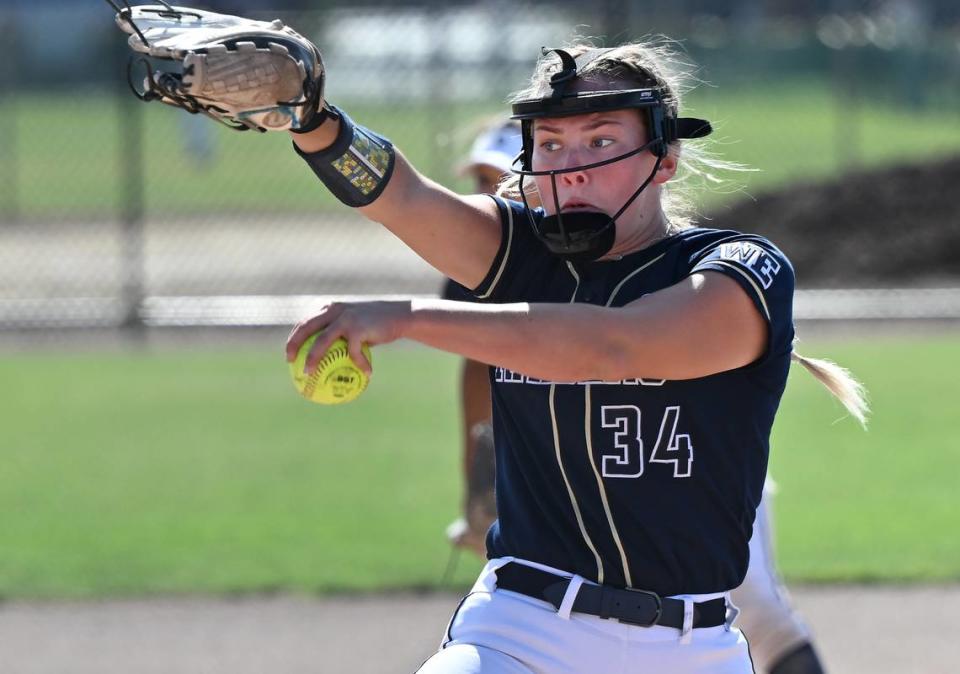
[536,117,623,134]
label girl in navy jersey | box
[287,39,866,674]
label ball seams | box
[302,345,347,397]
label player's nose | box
[558,147,590,185]
[560,168,588,186]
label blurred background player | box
[443,117,828,674]
[442,118,528,556]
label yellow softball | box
[289,333,371,405]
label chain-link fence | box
[1,0,959,329]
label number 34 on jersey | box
[598,405,693,479]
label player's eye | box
[539,139,561,152]
[591,137,614,149]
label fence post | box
[830,1,861,171]
[832,43,861,171]
[599,0,621,44]
[116,62,146,332]
[0,9,19,224]
[427,8,452,183]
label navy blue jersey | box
[441,278,474,303]
[471,198,795,597]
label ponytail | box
[791,351,869,428]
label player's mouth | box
[560,199,600,212]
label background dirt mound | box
[706,155,960,287]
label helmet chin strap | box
[520,151,664,262]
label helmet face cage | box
[512,91,670,260]
[508,47,712,261]
[512,144,664,260]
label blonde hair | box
[498,37,746,227]
[791,351,870,427]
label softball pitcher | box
[446,119,830,674]
[285,41,868,673]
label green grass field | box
[5,78,960,218]
[0,334,958,599]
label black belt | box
[494,563,727,630]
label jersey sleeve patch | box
[703,241,782,290]
[691,237,795,362]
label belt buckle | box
[609,586,663,627]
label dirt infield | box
[707,154,960,287]
[1,586,957,673]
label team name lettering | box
[718,242,782,289]
[494,367,666,387]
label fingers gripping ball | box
[290,334,371,405]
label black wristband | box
[293,106,396,208]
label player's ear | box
[653,149,678,184]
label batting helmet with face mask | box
[510,47,713,262]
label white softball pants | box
[417,558,754,674]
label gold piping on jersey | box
[557,254,670,586]
[546,261,605,582]
[606,252,667,307]
[564,251,670,586]
[583,384,634,586]
[693,262,771,321]
[476,197,514,300]
[549,383,605,583]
